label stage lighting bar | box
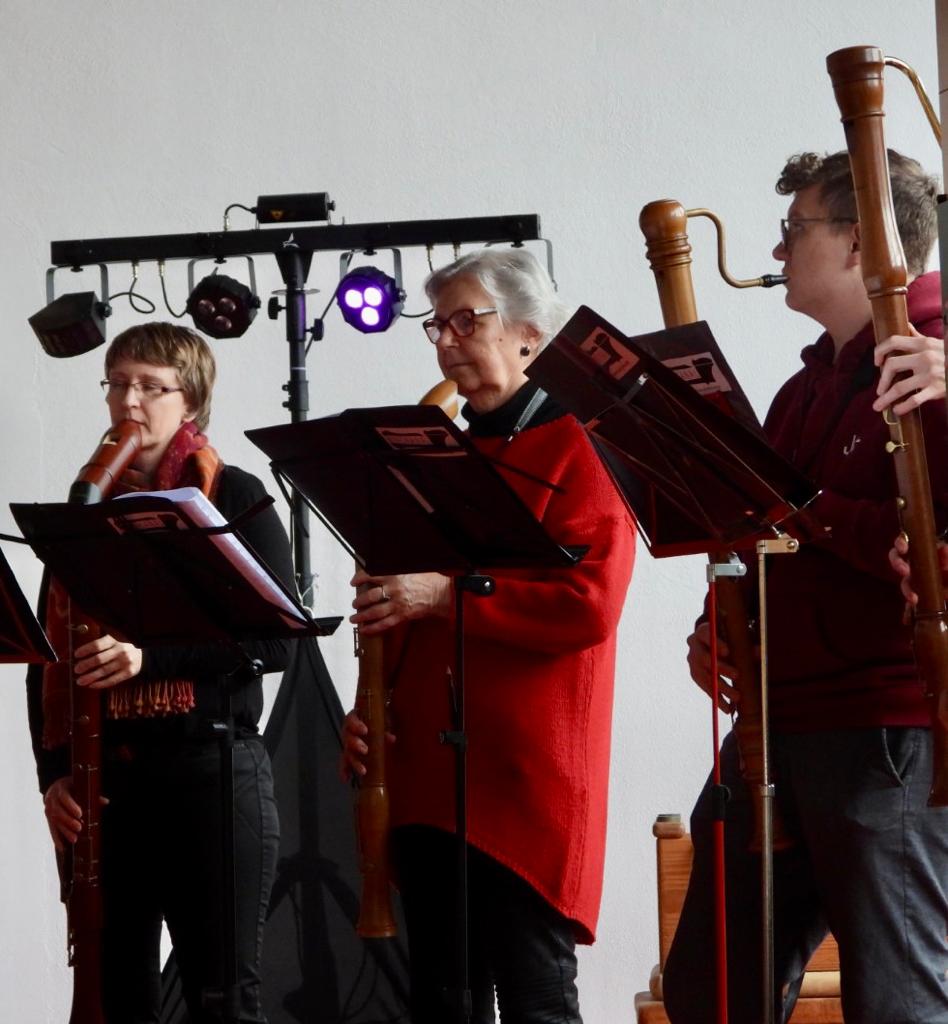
[49,215,543,269]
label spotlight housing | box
[336,251,405,334]
[29,265,112,358]
[254,192,335,224]
[186,258,260,339]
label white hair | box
[424,248,572,349]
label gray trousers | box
[663,728,948,1024]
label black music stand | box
[247,408,584,1024]
[0,544,56,663]
[527,306,820,1024]
[527,306,818,554]
[11,492,338,1024]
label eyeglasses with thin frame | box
[422,307,497,344]
[779,217,857,250]
[100,379,185,400]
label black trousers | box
[392,825,582,1024]
[100,737,280,1023]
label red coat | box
[387,410,636,943]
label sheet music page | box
[112,487,305,623]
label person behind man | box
[663,151,948,1024]
[341,248,636,1024]
[29,323,291,1023]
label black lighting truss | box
[49,214,543,268]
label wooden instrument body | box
[639,200,791,851]
[353,379,459,937]
[353,628,397,937]
[67,630,106,1024]
[827,46,948,804]
[61,420,141,1023]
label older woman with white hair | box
[343,249,636,1024]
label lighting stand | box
[272,244,316,600]
[266,245,416,1018]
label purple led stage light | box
[336,266,403,333]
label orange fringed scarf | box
[42,422,223,749]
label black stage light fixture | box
[254,192,335,224]
[336,250,405,334]
[29,265,112,357]
[186,258,260,339]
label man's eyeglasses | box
[422,307,497,344]
[779,217,857,249]
[100,379,184,400]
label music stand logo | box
[579,329,640,382]
[662,351,733,396]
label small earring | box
[520,345,531,357]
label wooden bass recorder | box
[827,46,948,805]
[354,380,459,937]
[639,199,792,852]
[55,419,142,1024]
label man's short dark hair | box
[776,150,939,277]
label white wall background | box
[0,2,941,1021]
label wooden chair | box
[634,815,843,1023]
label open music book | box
[110,486,308,629]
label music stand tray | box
[11,490,337,647]
[247,405,585,576]
[0,544,55,664]
[526,306,819,557]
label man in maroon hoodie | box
[664,150,948,1024]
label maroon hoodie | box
[762,271,947,731]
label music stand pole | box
[705,559,745,1024]
[755,535,798,1024]
[440,572,495,1024]
[205,656,263,1024]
